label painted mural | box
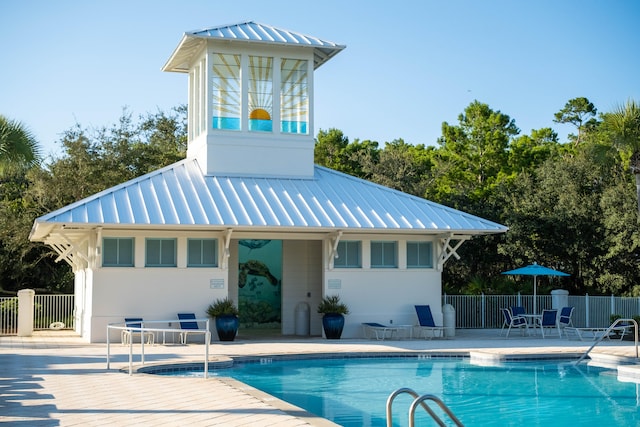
[238,239,282,328]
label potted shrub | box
[206,297,240,341]
[317,295,349,339]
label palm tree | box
[0,115,41,175]
[608,99,640,216]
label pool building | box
[29,22,507,342]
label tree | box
[0,115,40,176]
[553,97,598,146]
[314,128,350,172]
[430,101,519,202]
[359,139,434,197]
[1,108,188,294]
[604,99,640,217]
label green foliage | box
[5,94,640,298]
[0,115,41,175]
[553,97,598,146]
[238,300,279,324]
[206,297,239,317]
[0,107,186,294]
[317,295,349,315]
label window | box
[145,238,176,267]
[407,241,434,268]
[102,238,134,267]
[248,55,273,132]
[334,241,361,268]
[187,239,218,267]
[371,241,397,268]
[280,58,308,134]
[211,53,241,130]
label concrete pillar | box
[17,289,35,337]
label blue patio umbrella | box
[501,262,570,314]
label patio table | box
[521,314,542,335]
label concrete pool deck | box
[1,329,638,426]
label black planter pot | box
[215,315,239,341]
[322,313,345,339]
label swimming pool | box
[157,356,640,426]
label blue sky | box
[1,0,639,158]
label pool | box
[156,356,640,426]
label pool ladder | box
[386,388,464,427]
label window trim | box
[370,240,398,268]
[187,238,218,268]
[145,238,177,268]
[334,240,362,268]
[102,237,135,267]
[406,241,434,269]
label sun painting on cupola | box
[212,53,308,134]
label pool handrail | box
[575,318,638,364]
[106,318,211,378]
[386,387,463,427]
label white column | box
[17,289,35,337]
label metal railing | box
[576,318,639,364]
[387,388,464,427]
[444,294,640,329]
[0,294,75,335]
[106,319,211,377]
[0,297,18,335]
[34,294,75,330]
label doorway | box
[237,239,282,337]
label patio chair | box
[510,306,525,317]
[177,313,200,344]
[122,317,154,345]
[558,306,574,337]
[536,309,559,338]
[361,322,398,340]
[500,308,528,338]
[414,305,445,339]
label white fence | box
[2,293,639,335]
[0,294,75,335]
[443,294,640,329]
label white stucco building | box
[29,22,507,342]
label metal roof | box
[162,21,346,73]
[30,159,507,241]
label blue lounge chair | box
[361,322,398,340]
[500,308,528,338]
[177,313,200,344]
[414,305,445,339]
[122,317,154,345]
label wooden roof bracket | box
[328,230,343,270]
[46,232,90,271]
[437,234,470,271]
[222,228,233,270]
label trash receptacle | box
[442,304,455,337]
[295,302,310,336]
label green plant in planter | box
[610,314,622,324]
[206,297,239,341]
[317,295,349,339]
[317,295,350,315]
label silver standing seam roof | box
[30,159,507,241]
[162,21,346,73]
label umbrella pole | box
[533,276,537,315]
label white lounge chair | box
[362,322,398,340]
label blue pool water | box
[159,357,640,426]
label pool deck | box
[1,329,639,426]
